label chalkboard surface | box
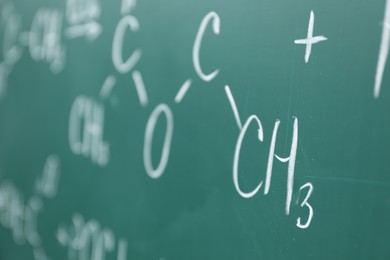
[0,0,390,259]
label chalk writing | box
[57,214,127,260]
[374,0,390,98]
[193,12,221,82]
[294,10,327,63]
[29,8,65,73]
[69,95,109,167]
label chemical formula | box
[0,0,389,259]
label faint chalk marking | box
[56,226,69,246]
[0,64,8,98]
[35,155,61,198]
[132,70,148,107]
[294,10,328,63]
[374,0,390,98]
[174,79,192,103]
[225,85,243,130]
[117,239,128,260]
[99,75,117,99]
[65,21,102,41]
[121,0,137,15]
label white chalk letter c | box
[112,15,142,74]
[193,12,220,82]
[233,115,264,198]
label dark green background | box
[0,0,390,259]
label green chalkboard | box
[0,0,390,259]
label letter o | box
[143,104,174,179]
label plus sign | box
[294,10,328,63]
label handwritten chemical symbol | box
[65,0,102,41]
[57,214,128,260]
[0,0,389,259]
[225,85,314,228]
[0,155,62,260]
